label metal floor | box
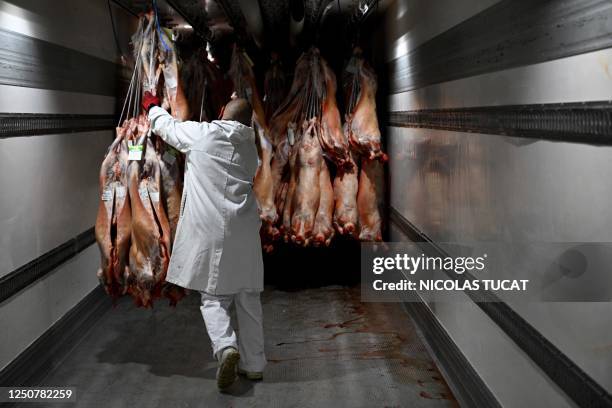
[35,286,457,408]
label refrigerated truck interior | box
[1,0,612,407]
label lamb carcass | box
[268,54,310,146]
[230,48,280,237]
[182,50,230,122]
[135,13,157,92]
[290,119,323,246]
[127,120,172,307]
[96,11,191,307]
[253,124,277,225]
[357,157,383,242]
[95,134,118,297]
[95,127,131,300]
[346,56,387,162]
[319,60,351,170]
[312,160,335,247]
[264,52,287,122]
[333,152,359,237]
[281,141,299,242]
[157,26,190,121]
[229,46,266,126]
[156,141,182,245]
[271,136,291,206]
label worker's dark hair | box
[222,98,252,126]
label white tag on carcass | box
[287,127,295,146]
[115,185,126,198]
[162,149,176,165]
[128,144,143,161]
[149,191,160,202]
[165,76,178,90]
[101,187,113,201]
[138,185,149,202]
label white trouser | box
[200,291,266,372]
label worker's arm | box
[148,106,208,153]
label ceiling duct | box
[237,0,265,47]
[289,0,305,46]
[111,0,211,40]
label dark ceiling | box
[112,0,382,48]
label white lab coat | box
[148,106,264,295]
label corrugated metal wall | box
[382,0,612,406]
[0,0,134,371]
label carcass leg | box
[333,152,359,237]
[290,120,322,246]
[357,158,383,242]
[253,127,277,224]
[313,160,335,247]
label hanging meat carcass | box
[126,120,172,308]
[263,52,287,122]
[342,47,387,242]
[229,46,267,126]
[268,54,312,225]
[156,142,182,244]
[281,133,300,242]
[271,137,292,228]
[313,158,335,246]
[268,53,310,146]
[182,48,231,122]
[229,48,281,236]
[332,152,359,237]
[95,11,191,306]
[256,47,374,248]
[267,50,327,248]
[344,48,387,162]
[290,119,323,246]
[157,27,190,121]
[264,53,315,248]
[253,123,278,226]
[319,59,352,171]
[357,158,383,241]
[95,128,131,301]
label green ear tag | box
[128,144,143,161]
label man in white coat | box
[142,91,266,391]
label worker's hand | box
[142,91,161,113]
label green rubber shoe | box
[217,347,240,391]
[238,368,263,381]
